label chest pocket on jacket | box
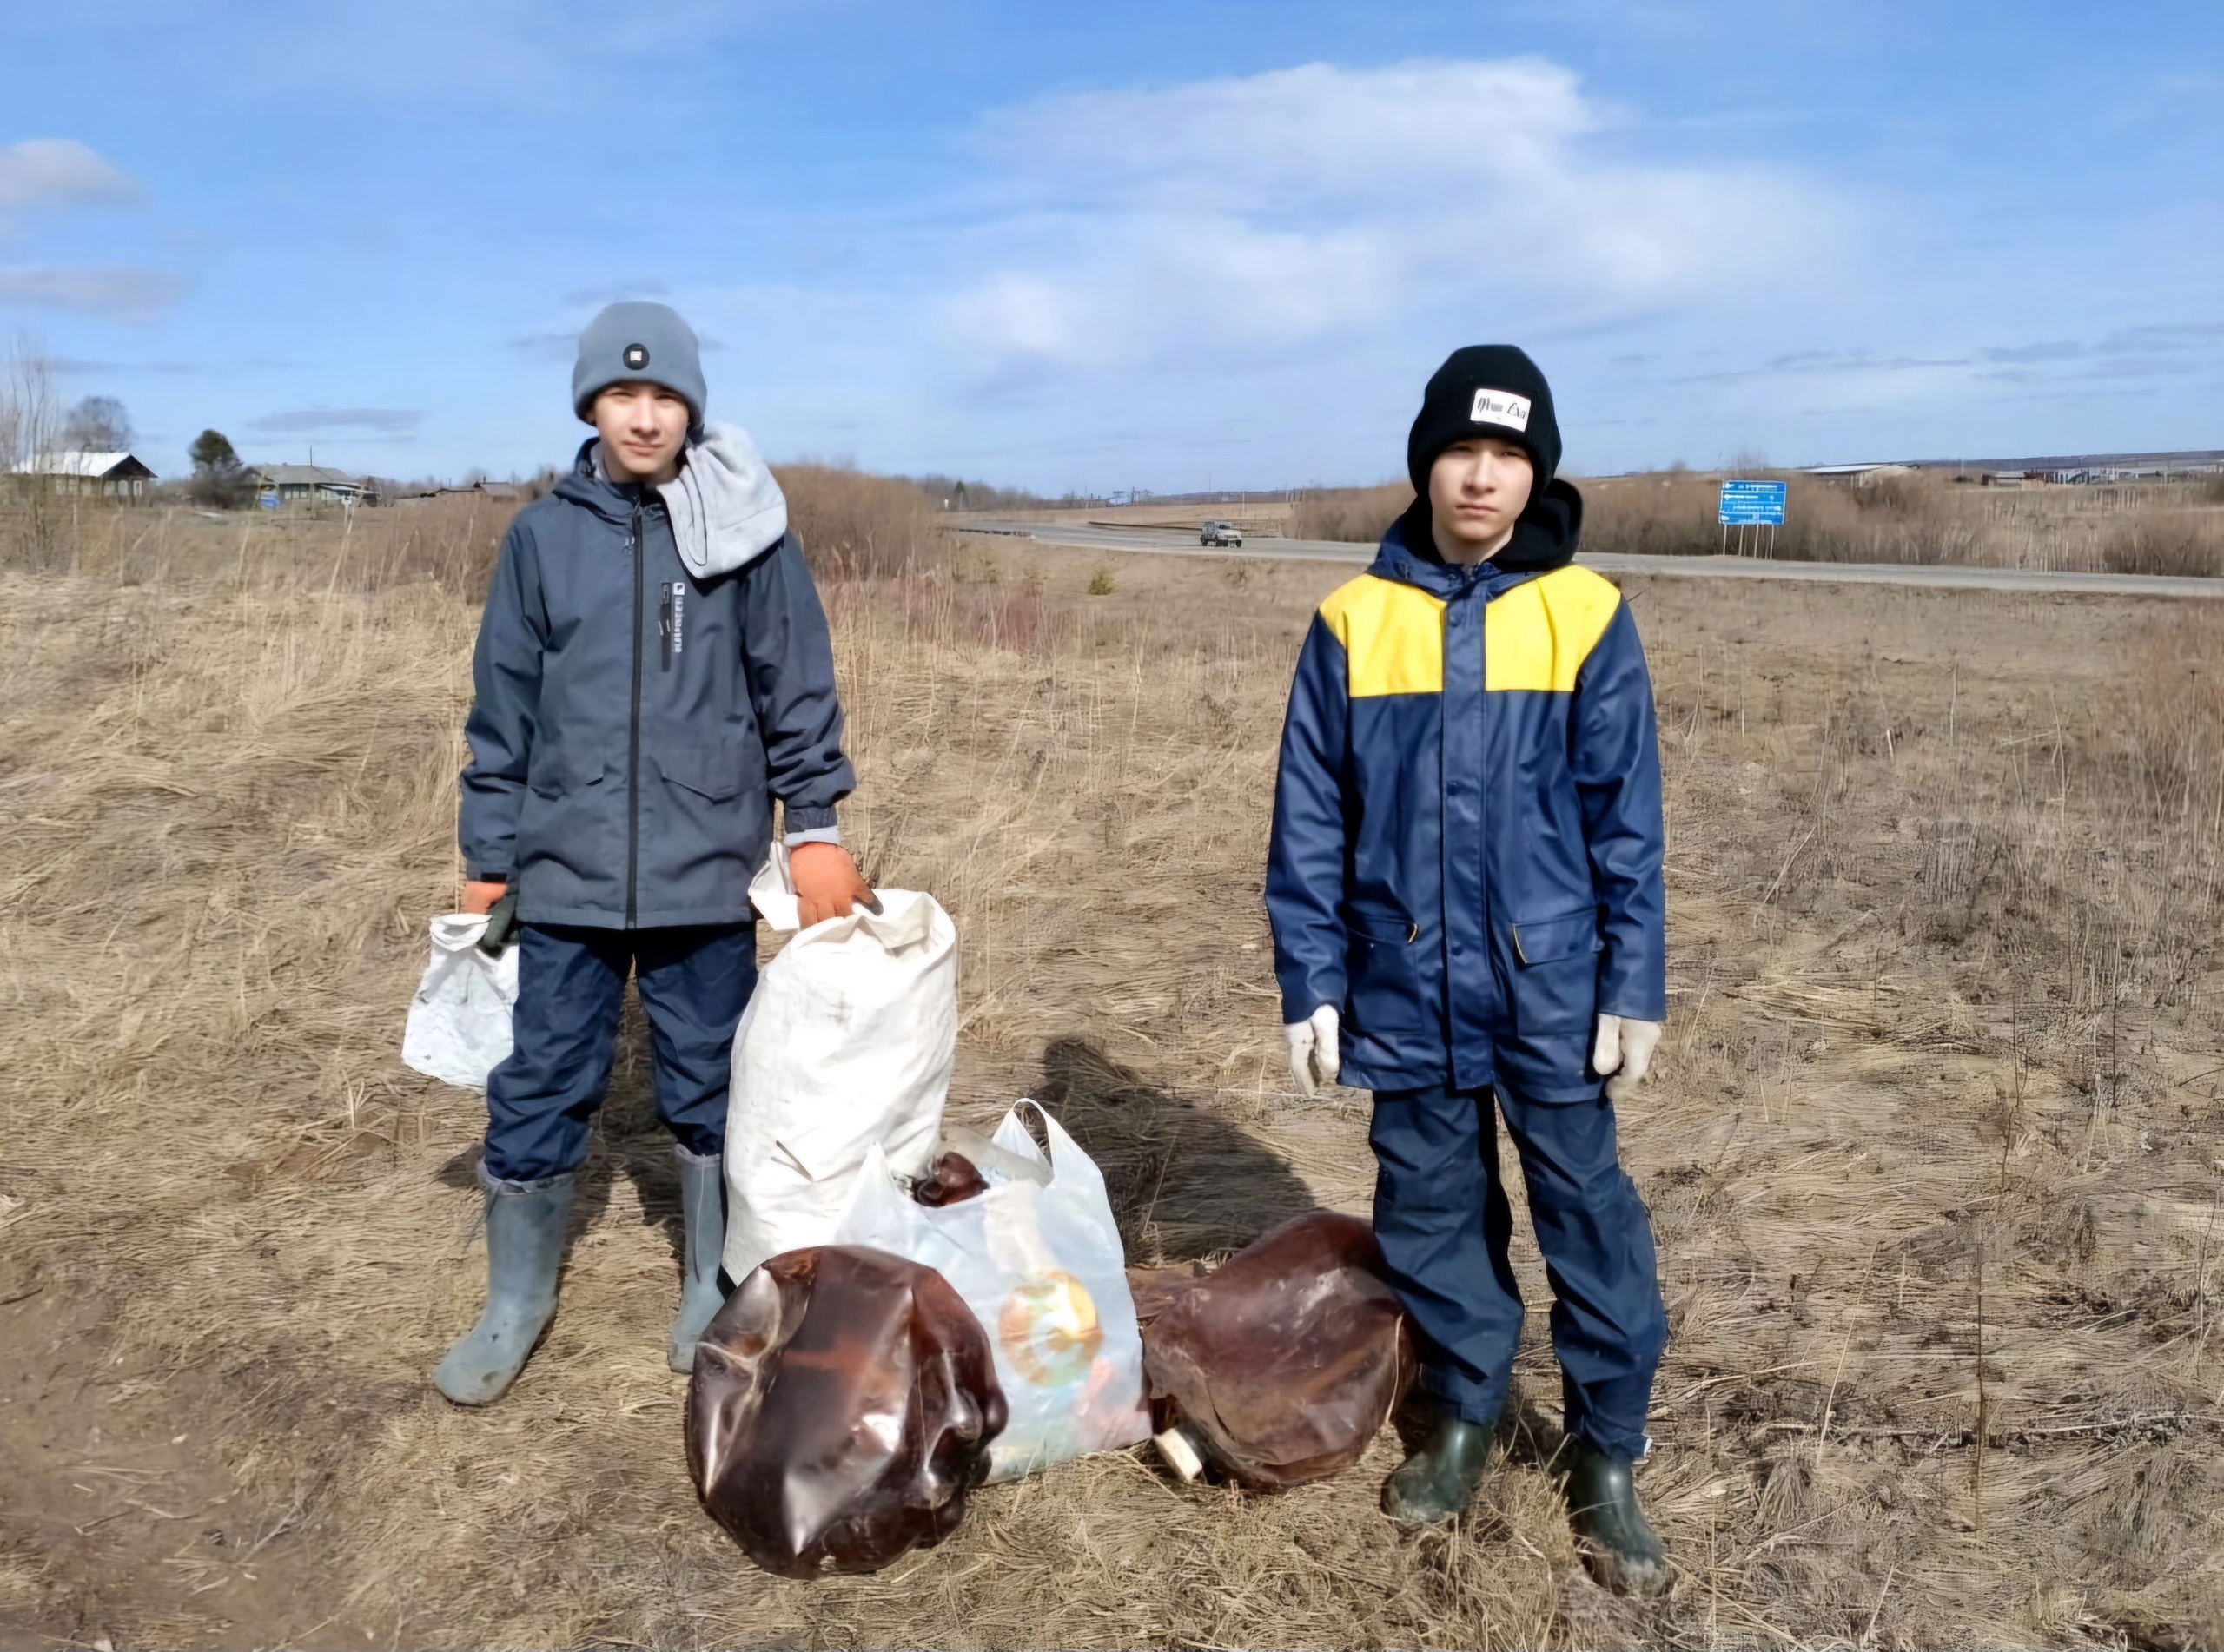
[1506,909,1602,1034]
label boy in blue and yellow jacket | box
[1267,347,1671,1595]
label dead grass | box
[1288,472,2224,577]
[3,514,2223,1649]
[0,462,947,596]
[1289,482,1411,545]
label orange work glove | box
[789,842,873,928]
[460,879,508,915]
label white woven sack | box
[721,844,956,1283]
[400,913,520,1091]
[837,1101,1152,1482]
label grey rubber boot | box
[667,1145,728,1372]
[1383,1403,1499,1529]
[1560,1433,1671,1596]
[432,1168,574,1406]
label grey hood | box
[658,423,789,579]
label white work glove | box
[1592,1014,1663,1104]
[1286,1004,1340,1096]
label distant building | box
[11,451,157,499]
[1803,461,1916,487]
[1803,461,1911,480]
[247,464,370,506]
[391,479,530,506]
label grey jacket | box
[459,431,855,928]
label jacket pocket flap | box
[655,749,743,802]
[526,755,573,798]
[1511,911,1600,967]
[527,753,612,797]
[1347,909,1418,943]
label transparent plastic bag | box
[836,1102,1152,1482]
[686,1245,1006,1577]
[1140,1210,1414,1490]
[400,912,518,1091]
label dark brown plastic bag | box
[687,1245,1007,1577]
[1139,1210,1414,1490]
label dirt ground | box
[3,530,2222,1649]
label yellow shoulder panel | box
[1485,565,1622,692]
[1319,575,1446,697]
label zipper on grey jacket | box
[626,501,644,928]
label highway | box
[958,519,2224,600]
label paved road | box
[957,519,2224,600]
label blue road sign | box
[1719,479,1787,525]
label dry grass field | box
[3,494,2222,1649]
[1291,472,2224,576]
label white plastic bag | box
[400,913,520,1091]
[837,1101,1152,1482]
[722,844,956,1283]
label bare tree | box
[0,334,64,479]
[1,336,69,565]
[63,394,134,453]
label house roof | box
[250,465,364,488]
[14,451,156,479]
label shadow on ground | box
[1033,1036,1316,1264]
[433,993,686,1272]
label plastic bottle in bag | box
[1139,1210,1414,1490]
[686,1245,1008,1576]
[911,1152,990,1207]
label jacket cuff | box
[784,825,843,849]
[464,862,511,883]
[784,803,840,833]
[1598,983,1667,1022]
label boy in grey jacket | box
[434,302,870,1404]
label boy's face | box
[1427,438,1534,564]
[592,383,692,485]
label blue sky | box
[3,0,2219,490]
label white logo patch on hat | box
[1469,388,1531,432]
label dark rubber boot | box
[667,1145,727,1372]
[432,1171,573,1406]
[1560,1434,1671,1596]
[1382,1408,1498,1529]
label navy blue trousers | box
[1370,1080,1666,1461]
[483,922,758,1184]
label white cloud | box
[250,406,424,434]
[0,139,142,226]
[940,57,1845,379]
[0,266,184,320]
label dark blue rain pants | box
[1370,1080,1666,1461]
[482,922,758,1184]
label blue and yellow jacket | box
[1266,492,1665,1099]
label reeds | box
[1288,468,2224,575]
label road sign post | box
[1718,479,1788,558]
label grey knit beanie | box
[573,302,706,433]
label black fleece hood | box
[1394,475,1585,575]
